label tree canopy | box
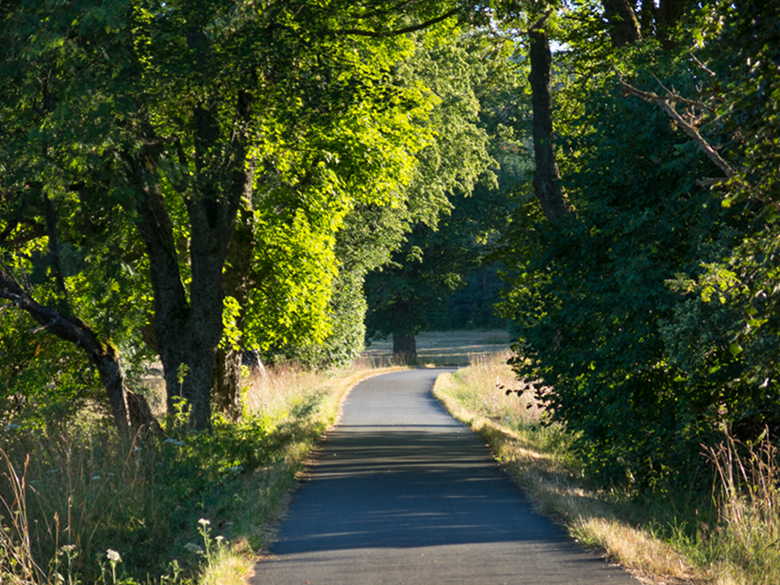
[2,0,779,496]
[0,0,463,429]
[495,0,780,489]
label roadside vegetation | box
[2,1,779,584]
[434,351,780,585]
[0,362,397,585]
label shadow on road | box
[254,368,639,585]
[272,428,564,554]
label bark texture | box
[528,28,568,221]
[212,175,257,420]
[127,93,252,430]
[130,156,235,430]
[213,347,243,420]
[602,0,642,47]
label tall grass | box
[705,433,780,585]
[436,351,575,477]
[435,352,780,585]
[0,420,258,584]
[0,361,394,584]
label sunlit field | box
[361,329,511,366]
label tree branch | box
[616,74,735,179]
[688,51,716,78]
[331,8,460,38]
[43,192,69,304]
[355,0,419,22]
[0,266,160,434]
[527,9,554,33]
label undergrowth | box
[434,351,780,585]
[0,362,393,584]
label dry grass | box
[243,362,325,420]
[198,362,403,585]
[0,360,400,585]
[704,434,780,585]
[8,337,778,585]
[433,352,702,585]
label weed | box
[705,431,780,584]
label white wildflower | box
[184,543,203,554]
[106,549,122,564]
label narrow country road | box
[250,369,640,584]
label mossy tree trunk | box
[0,269,159,433]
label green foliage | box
[427,264,510,330]
[684,0,780,425]
[496,0,780,492]
[0,310,104,433]
[270,25,512,365]
[0,409,272,583]
[1,0,466,421]
[365,30,528,343]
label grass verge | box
[434,352,780,585]
[0,362,400,585]
[200,363,403,585]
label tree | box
[602,0,641,47]
[1,0,464,429]
[0,267,158,432]
[0,2,161,431]
[483,2,570,221]
[365,30,528,362]
[659,0,780,439]
[494,0,780,490]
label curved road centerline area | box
[250,368,639,585]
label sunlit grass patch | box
[362,329,511,366]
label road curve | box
[250,368,639,585]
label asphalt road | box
[250,368,640,585]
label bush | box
[497,39,753,490]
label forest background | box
[1,0,779,583]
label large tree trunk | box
[128,95,251,430]
[212,347,243,420]
[528,28,568,221]
[393,333,417,365]
[133,175,239,430]
[212,183,257,420]
[602,0,642,47]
